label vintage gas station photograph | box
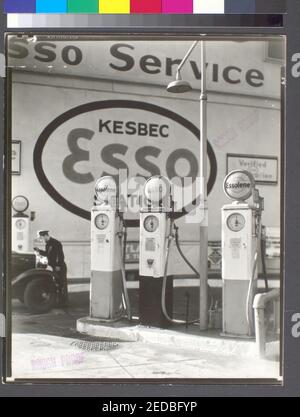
[6,35,284,381]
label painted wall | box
[10,39,283,278]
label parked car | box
[11,251,59,314]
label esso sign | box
[223,170,255,201]
[34,100,217,220]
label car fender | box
[12,268,56,289]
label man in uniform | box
[34,230,68,307]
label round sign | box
[95,176,117,205]
[223,170,255,201]
[15,219,27,230]
[94,213,110,230]
[144,215,160,233]
[12,195,29,213]
[227,213,246,232]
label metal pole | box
[199,40,208,331]
[177,40,199,74]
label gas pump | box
[12,195,35,252]
[222,170,264,337]
[139,175,211,328]
[90,176,131,322]
[139,176,174,328]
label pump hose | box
[118,232,132,322]
[174,224,214,309]
[246,252,258,336]
[246,217,262,335]
[161,221,211,325]
[261,231,269,291]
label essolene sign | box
[223,170,255,201]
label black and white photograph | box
[6,35,284,381]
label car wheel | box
[24,277,56,314]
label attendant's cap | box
[37,230,49,237]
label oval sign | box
[34,100,217,220]
[223,170,255,201]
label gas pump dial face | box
[15,219,26,230]
[94,213,109,230]
[144,215,159,233]
[227,213,246,232]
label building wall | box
[10,39,282,278]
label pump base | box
[90,270,123,320]
[139,275,173,329]
[222,279,257,338]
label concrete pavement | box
[9,285,281,381]
[11,332,280,380]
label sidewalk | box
[11,332,280,380]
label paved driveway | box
[9,288,281,381]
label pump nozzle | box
[147,259,154,268]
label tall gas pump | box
[222,170,264,337]
[139,176,173,328]
[90,176,131,322]
[12,195,35,253]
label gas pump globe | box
[143,175,173,210]
[94,176,118,206]
[12,195,31,252]
[222,170,264,338]
[139,176,174,328]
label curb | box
[77,317,261,358]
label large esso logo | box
[223,170,255,201]
[34,100,217,220]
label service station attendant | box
[34,231,68,307]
